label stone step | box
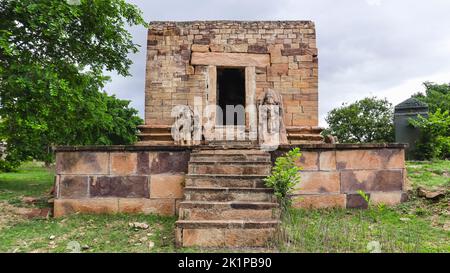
[192,146,270,155]
[137,125,174,143]
[137,133,173,141]
[207,140,256,146]
[138,125,171,134]
[287,133,324,141]
[184,187,275,202]
[175,220,279,247]
[286,126,324,135]
[186,174,267,188]
[289,140,324,145]
[179,201,279,220]
[188,162,271,175]
[198,143,262,150]
[190,153,271,163]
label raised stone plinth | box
[53,143,407,247]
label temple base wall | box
[53,144,407,217]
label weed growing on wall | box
[264,148,302,210]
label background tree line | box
[0,0,147,171]
[323,82,450,160]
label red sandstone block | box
[90,176,149,198]
[346,193,369,209]
[319,151,336,170]
[182,228,225,247]
[110,153,137,175]
[54,198,118,217]
[340,170,404,193]
[224,228,275,247]
[267,63,289,76]
[296,151,319,171]
[56,152,109,175]
[336,149,405,170]
[191,44,209,52]
[292,194,346,209]
[150,174,185,199]
[295,171,340,194]
[370,191,404,206]
[149,152,190,174]
[58,175,89,199]
[118,198,175,215]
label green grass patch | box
[0,160,449,253]
[0,212,180,253]
[278,206,449,253]
[279,160,450,253]
[0,161,54,205]
[406,160,450,188]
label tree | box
[413,82,450,113]
[410,82,450,159]
[0,0,146,168]
[324,97,394,143]
[409,109,450,160]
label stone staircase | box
[287,126,324,144]
[175,146,280,248]
[136,125,173,145]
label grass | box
[278,203,449,253]
[0,213,178,253]
[0,162,54,205]
[278,160,450,253]
[0,161,449,253]
[406,160,450,188]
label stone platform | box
[53,143,407,247]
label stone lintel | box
[191,52,270,67]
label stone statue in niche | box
[324,135,339,144]
[258,89,288,148]
[171,105,201,145]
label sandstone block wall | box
[54,144,407,216]
[274,144,408,209]
[146,21,318,127]
[53,147,190,217]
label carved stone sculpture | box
[258,89,288,147]
[171,105,201,145]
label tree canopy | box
[0,0,147,168]
[410,82,450,159]
[324,97,394,143]
[412,82,450,113]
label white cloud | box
[104,0,450,126]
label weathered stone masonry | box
[54,146,189,217]
[145,21,317,126]
[53,21,407,247]
[54,143,407,217]
[141,21,320,144]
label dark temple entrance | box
[217,67,246,126]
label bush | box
[413,82,449,113]
[409,109,450,160]
[0,159,19,172]
[264,148,302,210]
[324,97,394,143]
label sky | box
[104,0,450,126]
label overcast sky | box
[104,0,450,126]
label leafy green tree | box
[324,97,394,143]
[410,82,450,159]
[409,109,450,160]
[0,0,146,168]
[413,82,450,113]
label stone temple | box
[54,21,407,248]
